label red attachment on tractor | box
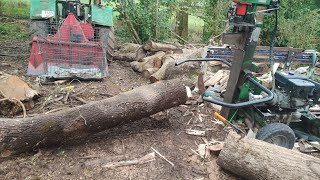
[28,13,108,80]
[233,0,252,16]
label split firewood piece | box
[143,40,182,53]
[142,68,160,78]
[149,49,203,83]
[131,51,166,72]
[217,132,320,180]
[204,70,228,87]
[0,79,188,157]
[102,152,156,168]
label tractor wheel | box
[256,123,295,149]
[29,20,49,39]
[98,27,115,64]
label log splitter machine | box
[177,0,320,149]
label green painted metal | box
[238,0,271,5]
[91,5,113,27]
[309,51,318,79]
[30,0,56,20]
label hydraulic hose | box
[175,58,232,67]
[203,76,274,108]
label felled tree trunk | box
[113,53,136,62]
[0,80,188,157]
[217,132,320,180]
[143,40,182,53]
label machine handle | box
[203,76,274,108]
[175,58,232,67]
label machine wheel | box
[256,123,295,149]
[29,20,49,39]
[98,26,115,64]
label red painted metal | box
[236,4,248,16]
[28,13,107,79]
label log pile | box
[114,41,203,82]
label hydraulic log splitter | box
[177,0,320,149]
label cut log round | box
[143,40,182,53]
[0,80,188,157]
[217,132,320,180]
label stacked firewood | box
[113,40,203,82]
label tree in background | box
[112,0,320,50]
[201,0,229,42]
[260,0,320,50]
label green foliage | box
[261,0,320,50]
[113,0,175,43]
[201,0,229,42]
[0,23,29,43]
[0,0,30,19]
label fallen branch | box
[151,147,175,167]
[102,152,156,168]
[72,96,87,104]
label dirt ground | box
[1,18,319,180]
[0,29,234,179]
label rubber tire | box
[256,123,295,149]
[98,27,115,64]
[29,20,49,38]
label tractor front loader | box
[28,0,115,80]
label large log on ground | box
[0,80,188,157]
[217,132,320,180]
[143,40,182,53]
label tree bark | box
[175,8,189,43]
[113,53,136,62]
[0,80,188,157]
[217,132,320,180]
[143,40,182,53]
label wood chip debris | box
[186,129,206,136]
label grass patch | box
[0,23,29,43]
[0,0,30,19]
[188,15,204,43]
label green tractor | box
[28,0,115,80]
